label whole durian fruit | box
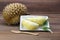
[2,3,27,25]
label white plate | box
[20,15,50,31]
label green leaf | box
[42,27,49,31]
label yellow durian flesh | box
[27,17,47,26]
[22,19,39,30]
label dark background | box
[0,0,60,12]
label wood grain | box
[0,0,60,12]
[0,12,60,40]
[0,0,60,40]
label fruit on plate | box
[22,19,39,30]
[2,3,27,25]
[27,17,47,26]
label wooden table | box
[0,0,60,40]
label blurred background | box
[0,0,60,13]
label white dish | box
[20,15,50,31]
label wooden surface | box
[0,0,60,40]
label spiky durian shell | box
[2,3,27,25]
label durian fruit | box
[22,19,39,30]
[27,17,47,26]
[2,3,27,25]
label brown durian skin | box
[2,3,27,25]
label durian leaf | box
[42,21,50,31]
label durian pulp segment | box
[22,19,39,30]
[27,17,47,26]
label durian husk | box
[2,3,28,25]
